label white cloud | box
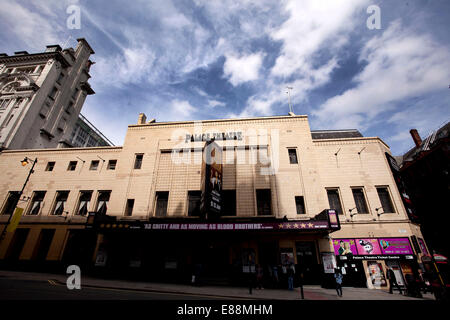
[313,20,450,130]
[223,52,264,86]
[171,99,197,117]
[270,0,368,78]
[208,100,226,108]
[0,1,63,50]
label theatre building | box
[0,113,429,289]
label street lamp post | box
[0,157,37,243]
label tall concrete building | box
[0,39,96,150]
[0,113,429,291]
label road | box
[0,277,225,300]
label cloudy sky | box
[1,0,449,154]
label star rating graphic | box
[300,223,306,228]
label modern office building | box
[69,113,114,148]
[0,39,96,150]
[0,113,429,290]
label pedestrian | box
[272,265,279,288]
[287,264,295,291]
[334,268,343,297]
[387,266,403,294]
[256,264,264,290]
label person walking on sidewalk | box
[255,264,264,290]
[334,268,343,297]
[387,267,402,294]
[287,264,295,291]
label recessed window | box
[377,187,395,213]
[45,162,55,172]
[223,190,236,216]
[327,189,343,215]
[256,189,272,216]
[72,87,79,100]
[48,86,58,100]
[352,188,369,214]
[288,148,298,164]
[187,191,201,217]
[107,160,117,170]
[125,199,135,217]
[28,191,46,215]
[67,161,77,171]
[76,191,92,216]
[295,196,306,215]
[134,154,143,169]
[52,191,69,215]
[96,191,111,214]
[1,191,20,215]
[90,160,99,171]
[155,191,169,217]
[56,72,64,84]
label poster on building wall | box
[379,238,414,255]
[368,261,387,287]
[200,140,223,219]
[356,238,382,255]
[333,239,357,256]
[322,253,337,274]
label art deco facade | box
[0,113,429,290]
[0,39,95,150]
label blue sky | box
[1,0,449,155]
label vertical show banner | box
[200,140,223,219]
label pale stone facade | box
[0,113,428,289]
[0,39,95,150]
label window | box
[155,191,169,217]
[28,191,46,215]
[327,189,343,215]
[222,190,236,216]
[288,148,298,164]
[65,101,74,114]
[125,199,135,217]
[67,161,77,171]
[1,191,20,215]
[72,87,79,100]
[256,189,272,216]
[76,191,92,216]
[134,154,143,169]
[0,99,10,110]
[48,86,58,100]
[107,160,117,170]
[377,187,395,213]
[187,191,201,217]
[295,196,306,215]
[52,191,69,215]
[96,191,111,214]
[90,160,99,170]
[56,72,64,84]
[352,188,369,214]
[45,162,55,172]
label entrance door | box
[296,241,320,284]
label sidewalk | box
[0,270,436,300]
